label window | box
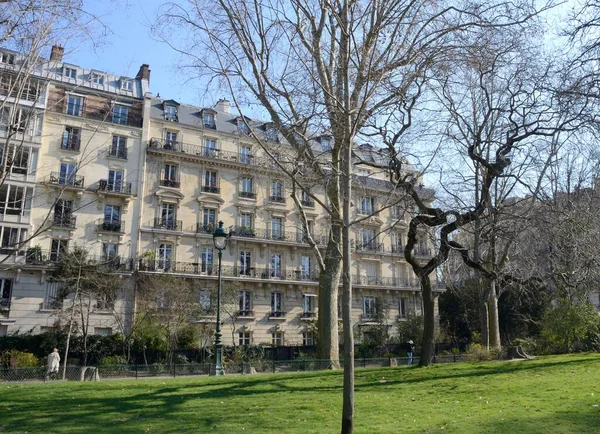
[272,332,283,346]
[0,184,26,215]
[200,290,211,310]
[162,164,178,188]
[240,212,253,229]
[239,290,251,314]
[108,169,124,192]
[301,189,314,207]
[165,131,178,147]
[204,139,217,156]
[96,292,114,310]
[161,203,176,227]
[165,105,177,121]
[158,243,172,270]
[64,67,77,79]
[271,254,282,278]
[271,217,283,239]
[0,52,15,65]
[0,279,12,308]
[0,107,29,132]
[302,294,315,313]
[398,297,407,319]
[202,208,216,232]
[360,197,375,214]
[238,119,250,135]
[102,243,118,261]
[270,291,282,315]
[0,226,26,251]
[66,95,83,116]
[320,136,331,152]
[301,256,311,280]
[50,238,68,261]
[112,105,128,125]
[110,135,127,159]
[363,262,378,283]
[204,170,218,193]
[62,126,81,151]
[94,327,112,336]
[363,296,377,318]
[201,247,213,274]
[238,332,251,346]
[104,205,121,231]
[302,331,315,346]
[361,228,376,250]
[239,251,251,276]
[392,205,402,219]
[91,73,104,85]
[241,146,252,164]
[58,162,77,185]
[203,112,215,129]
[240,177,254,198]
[271,180,283,202]
[54,199,73,226]
[120,80,133,91]
[392,233,403,253]
[44,282,62,309]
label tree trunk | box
[317,223,341,367]
[479,289,490,349]
[418,275,435,367]
[488,280,501,351]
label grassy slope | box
[1,353,600,433]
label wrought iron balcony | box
[269,311,286,318]
[201,185,220,194]
[61,136,81,151]
[352,275,411,287]
[98,179,132,195]
[301,311,317,319]
[239,191,256,199]
[269,195,286,204]
[391,244,404,254]
[52,213,76,228]
[237,310,254,317]
[97,219,124,233]
[355,242,384,252]
[300,198,315,207]
[159,179,180,188]
[47,172,85,189]
[153,218,182,231]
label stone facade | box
[0,46,442,345]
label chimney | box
[214,99,230,114]
[136,64,151,83]
[50,44,64,62]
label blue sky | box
[64,1,212,106]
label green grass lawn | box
[2,353,600,433]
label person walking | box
[46,348,60,380]
[406,340,415,365]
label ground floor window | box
[272,332,284,346]
[239,331,251,346]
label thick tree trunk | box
[488,280,501,351]
[418,276,435,367]
[479,288,490,349]
[317,223,341,367]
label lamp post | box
[211,220,228,376]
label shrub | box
[540,299,600,354]
[102,355,128,365]
[465,344,501,361]
[0,350,41,368]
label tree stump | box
[507,345,533,360]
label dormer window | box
[64,67,77,79]
[238,119,250,135]
[320,136,332,152]
[0,52,15,65]
[165,105,178,122]
[120,80,133,91]
[203,111,216,129]
[90,73,104,85]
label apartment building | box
[0,46,443,345]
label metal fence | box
[0,354,466,383]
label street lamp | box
[211,220,228,376]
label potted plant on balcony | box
[25,245,43,264]
[238,226,256,238]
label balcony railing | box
[352,275,414,287]
[269,311,286,318]
[300,199,315,207]
[97,219,124,233]
[239,191,256,199]
[160,179,180,188]
[98,179,133,195]
[229,226,291,242]
[19,249,134,271]
[52,213,76,228]
[391,244,404,254]
[201,185,220,194]
[153,218,182,231]
[148,138,272,167]
[196,222,217,234]
[61,136,81,151]
[47,172,85,188]
[237,310,254,317]
[355,242,384,253]
[269,195,286,204]
[301,311,317,319]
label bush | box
[465,344,501,361]
[540,299,600,354]
[102,355,128,365]
[0,350,41,368]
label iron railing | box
[97,219,125,233]
[159,179,180,189]
[98,180,133,195]
[52,213,76,228]
[47,172,85,188]
[152,218,182,231]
